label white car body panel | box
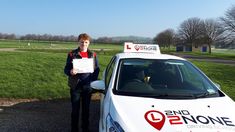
[94,50,235,132]
[109,94,235,132]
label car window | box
[115,59,221,99]
[178,63,206,90]
[105,56,116,89]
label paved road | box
[0,99,100,132]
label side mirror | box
[214,83,221,89]
[90,80,105,93]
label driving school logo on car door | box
[144,110,235,131]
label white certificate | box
[72,58,94,73]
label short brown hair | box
[78,33,91,41]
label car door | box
[100,56,117,130]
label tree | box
[221,5,235,33]
[95,37,113,43]
[153,29,175,48]
[0,33,16,40]
[202,19,222,53]
[178,17,204,47]
[220,5,235,48]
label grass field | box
[213,48,235,55]
[0,51,68,99]
[173,51,235,60]
[0,50,113,99]
[0,40,234,101]
[192,61,235,100]
[0,40,123,50]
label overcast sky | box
[0,0,234,38]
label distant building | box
[176,43,208,52]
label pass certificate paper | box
[72,58,94,73]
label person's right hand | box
[70,69,78,76]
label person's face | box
[79,39,90,51]
[136,70,145,80]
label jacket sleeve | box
[92,53,100,81]
[64,53,73,76]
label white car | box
[91,43,235,132]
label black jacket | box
[64,48,100,89]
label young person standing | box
[64,33,99,132]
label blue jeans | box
[70,86,92,132]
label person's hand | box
[70,69,78,76]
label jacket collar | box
[74,47,93,58]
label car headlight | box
[106,114,125,132]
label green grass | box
[0,52,68,99]
[176,51,235,60]
[0,50,234,100]
[213,48,235,55]
[16,48,122,55]
[0,40,234,101]
[191,60,235,100]
[0,39,123,50]
[0,51,113,100]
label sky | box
[0,0,234,38]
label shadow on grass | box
[0,98,100,132]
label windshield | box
[115,59,223,99]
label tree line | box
[153,5,235,53]
[0,33,78,42]
[0,33,150,44]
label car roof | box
[115,52,186,60]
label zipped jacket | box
[64,48,100,89]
